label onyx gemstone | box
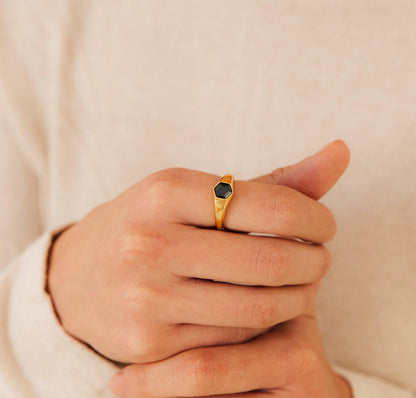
[214,182,233,199]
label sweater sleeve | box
[0,132,120,397]
[333,364,415,398]
[1,227,121,398]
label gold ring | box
[213,174,235,230]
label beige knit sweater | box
[0,1,415,397]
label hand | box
[47,140,350,364]
[109,306,353,398]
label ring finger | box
[166,278,320,328]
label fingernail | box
[109,373,125,397]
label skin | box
[110,307,352,398]
[47,140,351,397]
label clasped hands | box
[47,140,352,398]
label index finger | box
[151,168,336,244]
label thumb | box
[251,139,351,200]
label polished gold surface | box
[213,174,235,230]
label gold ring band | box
[213,174,235,230]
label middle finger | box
[164,224,331,286]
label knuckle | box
[243,291,276,327]
[298,345,322,374]
[145,168,185,207]
[117,224,166,265]
[263,186,296,226]
[254,243,289,285]
[182,350,218,395]
[123,284,155,317]
[125,325,165,363]
[285,338,321,376]
[253,244,274,284]
[123,279,170,320]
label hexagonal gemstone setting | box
[214,182,233,199]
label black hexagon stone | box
[214,182,233,199]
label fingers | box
[165,323,270,358]
[145,168,336,244]
[191,393,273,398]
[110,328,291,398]
[165,279,320,328]
[164,224,331,286]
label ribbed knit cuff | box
[8,225,120,397]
